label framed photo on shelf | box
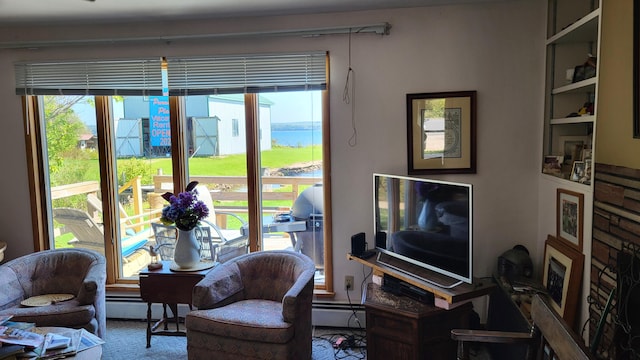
[570,161,585,182]
[557,136,590,165]
[406,91,476,174]
[556,188,584,251]
[580,160,592,185]
[543,235,584,327]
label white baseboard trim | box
[106,295,366,328]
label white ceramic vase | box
[173,228,200,269]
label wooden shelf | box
[347,252,495,304]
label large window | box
[19,53,333,293]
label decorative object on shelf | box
[406,91,476,174]
[159,181,209,269]
[542,155,563,176]
[542,234,584,327]
[556,188,584,251]
[572,55,597,83]
[578,102,594,116]
[572,64,586,83]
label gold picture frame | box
[406,91,476,174]
[556,188,584,251]
[543,235,584,327]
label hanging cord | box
[343,29,357,147]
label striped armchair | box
[186,250,315,360]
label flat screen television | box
[373,173,473,288]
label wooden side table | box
[364,282,473,360]
[139,261,212,348]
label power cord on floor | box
[313,330,366,360]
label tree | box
[44,96,89,176]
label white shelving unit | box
[542,1,601,185]
[539,2,602,331]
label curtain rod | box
[0,22,391,49]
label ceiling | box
[0,0,506,26]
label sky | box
[262,91,322,123]
[71,90,322,126]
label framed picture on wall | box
[543,235,584,327]
[406,91,477,174]
[556,188,584,251]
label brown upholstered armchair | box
[186,250,316,360]
[0,248,107,338]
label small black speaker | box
[351,232,366,256]
[375,231,387,249]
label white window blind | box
[166,51,327,95]
[15,51,327,96]
[15,58,164,96]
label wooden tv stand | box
[347,252,494,304]
[350,252,495,360]
[364,282,473,359]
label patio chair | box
[150,223,218,262]
[195,184,248,244]
[52,208,151,276]
[151,222,248,263]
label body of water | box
[271,129,322,147]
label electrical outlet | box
[344,275,354,291]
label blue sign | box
[149,96,170,146]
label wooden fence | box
[52,175,322,229]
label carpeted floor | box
[103,319,367,360]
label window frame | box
[24,91,334,295]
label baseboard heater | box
[106,295,366,328]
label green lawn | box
[76,145,322,180]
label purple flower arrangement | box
[160,181,209,231]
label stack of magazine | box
[0,315,105,359]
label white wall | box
[0,0,545,312]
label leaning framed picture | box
[543,235,584,327]
[406,91,476,174]
[557,135,589,166]
[556,188,584,251]
[570,161,585,182]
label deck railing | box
[52,175,322,229]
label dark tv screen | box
[373,173,473,286]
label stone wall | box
[590,163,640,358]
